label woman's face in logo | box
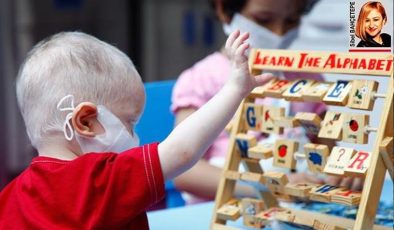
[364,9,386,38]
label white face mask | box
[223,13,299,49]
[57,95,139,154]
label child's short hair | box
[16,32,143,148]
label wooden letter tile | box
[243,103,263,131]
[272,116,300,128]
[324,147,356,175]
[302,81,332,102]
[262,78,292,98]
[217,199,241,221]
[284,183,320,198]
[263,171,290,199]
[310,184,346,203]
[282,79,315,101]
[241,198,265,228]
[273,139,298,170]
[304,143,330,173]
[250,86,265,97]
[344,151,371,177]
[323,80,352,106]
[248,143,273,159]
[235,134,257,158]
[342,113,369,144]
[261,106,285,134]
[295,112,322,135]
[331,189,362,206]
[347,80,378,110]
[256,207,292,224]
[318,111,345,140]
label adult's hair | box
[210,0,320,20]
[16,32,142,148]
[355,1,387,41]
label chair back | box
[136,80,176,145]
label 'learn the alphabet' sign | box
[249,49,393,76]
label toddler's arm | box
[158,31,273,180]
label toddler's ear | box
[71,102,99,137]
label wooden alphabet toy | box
[302,81,332,102]
[323,80,352,106]
[282,79,315,101]
[235,133,257,158]
[212,49,393,230]
[255,207,292,226]
[243,103,263,131]
[261,106,284,134]
[342,113,369,144]
[241,198,265,227]
[273,139,298,169]
[295,112,322,134]
[304,143,330,173]
[248,143,273,159]
[324,146,356,175]
[272,116,299,128]
[262,171,291,200]
[240,171,265,185]
[284,182,319,198]
[313,220,347,230]
[309,184,346,203]
[318,111,345,140]
[216,199,241,221]
[380,136,394,180]
[331,190,362,206]
[347,80,378,110]
[262,78,292,98]
[344,151,372,177]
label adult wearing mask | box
[171,0,362,205]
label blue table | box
[148,179,393,229]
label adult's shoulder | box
[381,33,391,39]
[356,40,368,47]
[381,33,391,46]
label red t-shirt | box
[0,143,165,229]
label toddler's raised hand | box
[225,30,273,97]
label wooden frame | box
[211,49,393,230]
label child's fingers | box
[231,32,249,52]
[234,43,249,64]
[325,175,342,186]
[235,43,249,57]
[225,30,240,51]
[339,177,353,189]
[254,73,274,86]
[350,177,364,191]
[305,173,324,184]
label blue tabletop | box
[147,179,393,230]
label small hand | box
[325,175,364,191]
[288,172,324,185]
[225,30,273,97]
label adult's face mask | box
[57,95,139,154]
[223,13,299,49]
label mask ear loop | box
[57,95,75,141]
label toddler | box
[0,30,272,229]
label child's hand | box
[225,30,273,97]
